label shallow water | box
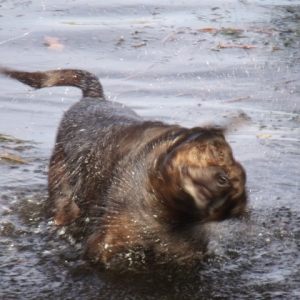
[0,0,300,299]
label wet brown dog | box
[1,68,247,269]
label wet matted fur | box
[1,67,247,269]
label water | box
[0,0,300,298]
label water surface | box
[0,0,300,299]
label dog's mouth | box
[197,183,213,200]
[195,184,214,204]
[203,188,248,222]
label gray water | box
[0,0,300,299]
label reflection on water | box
[0,0,300,299]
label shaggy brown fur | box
[1,67,247,269]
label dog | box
[1,67,247,269]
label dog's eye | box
[218,174,229,186]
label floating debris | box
[0,153,28,164]
[116,36,125,46]
[284,79,299,84]
[217,44,257,50]
[199,26,276,36]
[221,27,244,35]
[61,21,78,25]
[43,36,66,51]
[256,134,271,139]
[272,46,281,52]
[198,27,243,36]
[2,145,35,152]
[161,31,185,45]
[131,42,147,48]
[0,134,26,143]
[222,96,252,103]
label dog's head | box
[151,127,247,223]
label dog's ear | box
[201,111,251,135]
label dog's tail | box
[0,68,104,98]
